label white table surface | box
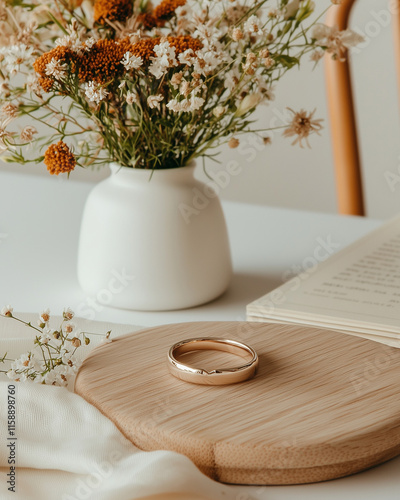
[0,169,399,500]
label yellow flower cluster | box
[44,141,76,175]
[94,0,133,24]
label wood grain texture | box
[74,322,400,485]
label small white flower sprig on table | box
[0,306,112,387]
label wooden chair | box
[325,0,400,216]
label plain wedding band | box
[167,337,259,386]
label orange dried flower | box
[34,46,73,91]
[44,141,76,175]
[168,35,202,56]
[129,36,202,63]
[37,77,55,92]
[136,12,159,29]
[33,46,72,77]
[78,38,133,83]
[153,0,186,20]
[94,0,133,24]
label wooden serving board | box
[75,322,400,485]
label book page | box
[248,216,400,335]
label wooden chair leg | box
[325,0,365,216]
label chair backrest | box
[325,0,400,216]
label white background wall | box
[2,0,400,220]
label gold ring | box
[167,337,259,386]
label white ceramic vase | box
[77,162,232,311]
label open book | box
[247,215,400,348]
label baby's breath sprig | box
[0,306,112,387]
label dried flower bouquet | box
[0,0,362,173]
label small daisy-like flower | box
[228,137,239,148]
[310,50,325,62]
[1,103,18,118]
[312,24,363,61]
[64,323,75,334]
[83,81,109,105]
[147,94,163,110]
[121,52,143,71]
[1,305,13,317]
[1,44,34,75]
[231,28,244,41]
[63,308,74,320]
[243,15,263,35]
[283,108,323,148]
[40,308,50,323]
[71,337,81,348]
[126,90,139,105]
[26,74,42,95]
[45,57,68,80]
[39,332,52,344]
[44,141,76,175]
[170,71,183,89]
[213,105,226,118]
[20,126,38,142]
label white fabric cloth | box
[0,314,245,500]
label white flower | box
[84,37,97,51]
[39,308,50,324]
[149,41,177,79]
[178,49,195,66]
[39,332,52,344]
[1,103,18,118]
[7,370,18,380]
[121,51,143,70]
[0,117,12,153]
[147,94,163,110]
[26,74,42,95]
[63,307,74,320]
[166,98,182,113]
[12,353,34,371]
[231,28,244,41]
[193,48,225,76]
[0,44,34,75]
[20,125,38,142]
[126,90,139,105]
[224,68,240,93]
[64,322,75,334]
[83,82,109,105]
[193,25,222,49]
[312,24,363,60]
[243,15,263,35]
[45,57,67,80]
[213,105,226,118]
[189,94,205,111]
[1,305,13,316]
